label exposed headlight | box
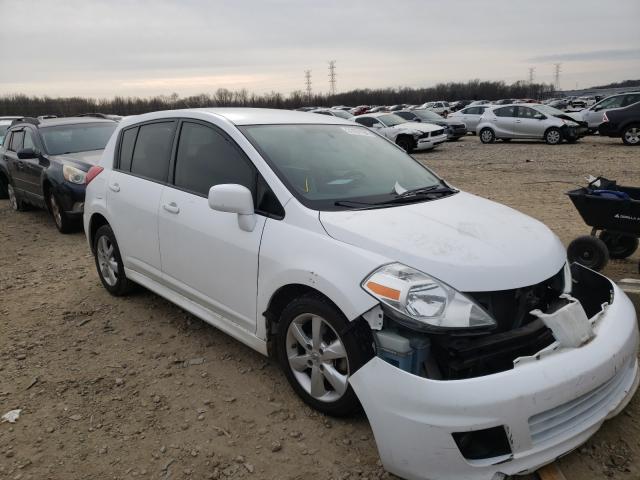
[362,263,496,332]
[63,165,87,184]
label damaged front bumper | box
[350,274,639,480]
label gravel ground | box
[0,134,638,480]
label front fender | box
[256,215,388,340]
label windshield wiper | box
[395,183,457,198]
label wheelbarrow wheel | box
[567,235,609,271]
[599,231,639,259]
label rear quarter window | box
[129,121,176,182]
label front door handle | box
[163,202,180,214]
[108,183,120,192]
[17,161,24,170]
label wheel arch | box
[88,213,110,253]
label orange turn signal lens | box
[366,281,401,301]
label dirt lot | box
[1,135,639,480]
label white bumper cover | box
[350,282,639,480]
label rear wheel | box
[479,128,495,144]
[276,294,371,417]
[93,224,134,296]
[567,235,609,271]
[622,124,640,146]
[599,231,639,259]
[48,191,74,233]
[544,127,562,145]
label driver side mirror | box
[371,122,383,129]
[17,147,40,159]
[208,184,256,232]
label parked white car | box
[578,92,640,130]
[84,108,638,480]
[418,101,451,116]
[448,105,492,133]
[477,104,588,144]
[354,112,447,152]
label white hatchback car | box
[354,112,447,152]
[84,109,638,480]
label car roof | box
[11,117,116,128]
[120,108,353,127]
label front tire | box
[7,183,26,211]
[276,294,369,417]
[622,124,640,146]
[48,191,75,233]
[396,136,414,153]
[544,127,562,145]
[567,235,609,271]
[93,224,134,296]
[479,128,495,144]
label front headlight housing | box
[362,263,496,332]
[63,165,87,184]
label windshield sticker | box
[341,126,374,137]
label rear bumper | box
[350,280,639,480]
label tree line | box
[0,80,556,117]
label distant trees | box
[590,79,640,89]
[0,80,556,116]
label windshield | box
[330,110,353,119]
[240,124,442,210]
[40,122,116,155]
[0,125,9,145]
[412,110,445,122]
[378,114,407,127]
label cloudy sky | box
[1,0,638,98]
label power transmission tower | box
[528,67,535,84]
[328,60,336,96]
[554,63,562,91]
[304,70,312,102]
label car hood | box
[50,150,104,168]
[394,122,442,133]
[319,191,566,292]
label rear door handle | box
[108,183,120,192]
[163,202,180,214]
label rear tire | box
[479,128,495,144]
[599,231,639,259]
[567,235,609,271]
[622,124,640,146]
[93,224,134,296]
[544,127,562,145]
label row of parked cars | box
[1,107,638,480]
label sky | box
[0,0,639,98]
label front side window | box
[130,121,176,182]
[623,94,640,107]
[355,117,376,127]
[597,96,624,110]
[240,124,442,211]
[395,112,415,120]
[23,130,36,149]
[10,131,24,152]
[516,107,537,119]
[174,122,255,196]
[40,122,116,155]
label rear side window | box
[494,106,516,117]
[130,122,176,182]
[464,107,478,115]
[174,122,256,196]
[119,127,138,171]
[355,117,376,127]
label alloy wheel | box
[624,127,639,145]
[96,235,118,287]
[480,130,494,143]
[546,130,561,144]
[285,313,349,402]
